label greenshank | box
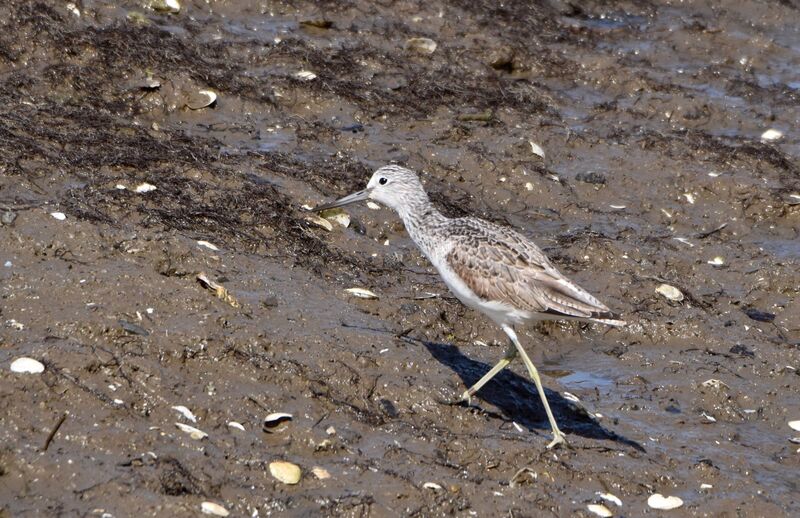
[313,165,625,448]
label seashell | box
[587,504,613,517]
[187,90,217,110]
[707,256,724,266]
[227,421,245,431]
[152,0,180,14]
[682,193,696,204]
[10,357,45,374]
[647,494,684,510]
[319,208,350,228]
[263,413,293,432]
[529,141,545,159]
[172,405,197,423]
[311,466,331,479]
[269,461,302,484]
[294,70,317,81]
[345,288,378,299]
[597,492,622,506]
[655,284,684,302]
[196,273,240,308]
[366,201,381,210]
[422,482,443,490]
[175,422,207,440]
[196,240,219,251]
[304,214,333,231]
[760,128,783,141]
[788,420,800,432]
[405,38,437,54]
[50,212,66,220]
[134,183,157,193]
[200,502,229,517]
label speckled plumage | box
[313,164,625,448]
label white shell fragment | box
[597,492,622,507]
[186,89,217,110]
[304,214,333,232]
[269,461,302,484]
[529,141,546,159]
[708,256,725,266]
[587,504,613,517]
[647,494,684,510]
[562,392,580,403]
[263,412,293,432]
[10,357,45,374]
[50,212,66,220]
[175,422,208,440]
[200,502,229,517]
[656,284,684,302]
[682,193,696,204]
[134,183,157,193]
[294,70,317,81]
[319,208,350,228]
[172,405,197,423]
[197,240,219,251]
[405,37,437,54]
[422,482,443,490]
[701,379,729,389]
[366,201,381,210]
[345,288,378,299]
[227,421,245,431]
[311,466,331,480]
[152,0,181,14]
[760,128,783,141]
[788,420,800,432]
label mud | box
[1,0,799,516]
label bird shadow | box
[420,340,645,452]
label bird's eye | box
[379,177,388,185]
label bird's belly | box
[434,261,529,325]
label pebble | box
[0,211,16,225]
[269,461,302,484]
[656,284,684,302]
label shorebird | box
[313,165,625,448]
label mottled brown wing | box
[446,219,616,320]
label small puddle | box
[545,368,615,390]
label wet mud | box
[1,0,799,516]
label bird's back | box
[427,216,624,326]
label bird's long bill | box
[311,189,370,211]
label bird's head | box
[312,165,428,215]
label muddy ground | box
[1,0,799,516]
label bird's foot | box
[546,430,569,450]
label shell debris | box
[294,70,317,81]
[134,183,157,193]
[200,502,229,517]
[422,482,443,490]
[760,128,783,141]
[187,89,217,110]
[529,141,545,159]
[171,405,197,423]
[318,208,351,228]
[405,37,437,54]
[311,466,331,480]
[647,494,684,510]
[788,420,800,432]
[269,461,302,484]
[304,214,333,232]
[175,422,208,440]
[227,421,245,431]
[345,287,379,299]
[151,0,181,13]
[197,240,219,251]
[596,492,622,506]
[586,503,613,517]
[10,357,45,374]
[263,412,293,433]
[707,256,725,266]
[50,212,67,220]
[656,284,684,302]
[366,201,381,210]
[196,273,240,308]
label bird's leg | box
[456,342,517,405]
[503,325,567,449]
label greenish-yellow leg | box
[502,324,567,449]
[459,342,517,404]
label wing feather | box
[445,218,623,324]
